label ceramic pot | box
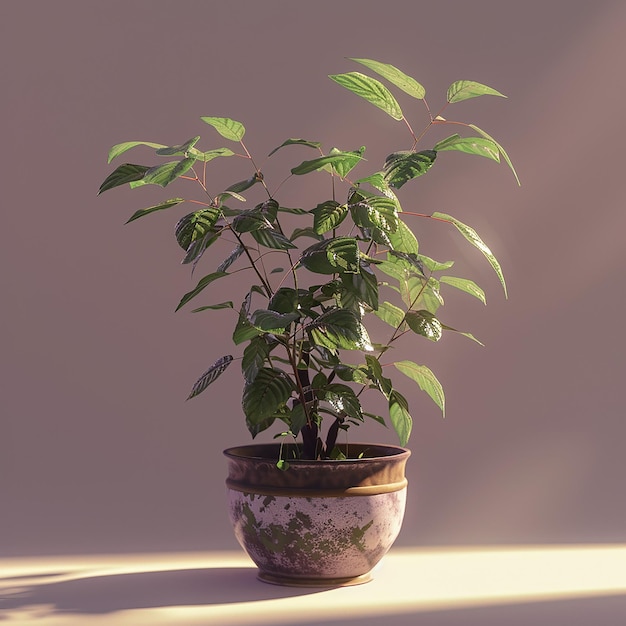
[224,442,410,587]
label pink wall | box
[2,0,625,556]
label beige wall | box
[2,0,625,556]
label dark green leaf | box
[364,354,392,397]
[175,272,228,311]
[308,308,373,352]
[107,141,166,163]
[175,208,221,251]
[388,390,412,446]
[242,336,269,382]
[191,302,234,312]
[299,237,359,275]
[312,201,349,234]
[268,138,322,157]
[269,288,299,314]
[432,212,507,297]
[405,310,443,341]
[340,264,379,310]
[251,309,299,331]
[98,163,149,194]
[394,360,445,416]
[349,58,426,99]
[200,116,245,142]
[290,227,324,242]
[447,80,506,103]
[181,228,222,265]
[125,198,185,224]
[329,72,403,120]
[225,174,262,195]
[232,212,272,233]
[216,245,245,272]
[291,150,364,177]
[251,227,297,250]
[324,384,363,420]
[348,190,398,233]
[187,355,233,400]
[384,150,436,189]
[243,368,293,427]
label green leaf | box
[384,150,436,189]
[224,174,262,195]
[340,264,379,310]
[290,227,324,242]
[312,201,348,234]
[419,254,454,272]
[388,390,412,446]
[308,308,373,352]
[323,384,363,420]
[182,229,222,265]
[348,191,398,234]
[242,336,270,382]
[175,271,228,311]
[375,301,406,329]
[349,58,425,99]
[200,116,245,142]
[447,80,506,103]
[125,198,185,224]
[433,135,500,162]
[175,208,221,251]
[394,360,445,416]
[187,355,233,400]
[405,310,443,341]
[289,403,307,436]
[141,158,196,187]
[364,354,392,398]
[469,123,520,186]
[243,368,293,428]
[107,141,166,163]
[191,302,234,312]
[440,276,486,304]
[329,72,403,120]
[387,219,419,255]
[251,227,297,250]
[432,212,507,297]
[268,138,322,157]
[98,163,150,194]
[441,324,484,346]
[155,136,201,156]
[232,212,272,233]
[299,237,360,275]
[191,147,235,162]
[291,150,364,177]
[251,309,299,331]
[269,287,299,314]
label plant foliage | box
[99,58,518,460]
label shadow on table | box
[0,566,322,617]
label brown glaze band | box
[226,477,408,498]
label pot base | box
[258,570,373,587]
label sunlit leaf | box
[200,116,245,142]
[312,200,348,234]
[299,237,359,275]
[405,310,442,341]
[291,150,364,177]
[329,72,403,120]
[349,58,425,99]
[141,158,196,187]
[447,80,506,103]
[394,360,445,416]
[441,324,484,346]
[108,141,166,163]
[175,208,221,250]
[375,301,406,329]
[433,134,500,162]
[440,276,486,304]
[308,308,373,352]
[388,390,412,446]
[469,124,520,185]
[155,136,201,156]
[432,212,507,297]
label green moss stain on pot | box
[350,519,374,552]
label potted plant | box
[98,58,518,586]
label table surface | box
[2,545,626,625]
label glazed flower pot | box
[224,442,410,587]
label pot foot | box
[257,570,373,587]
